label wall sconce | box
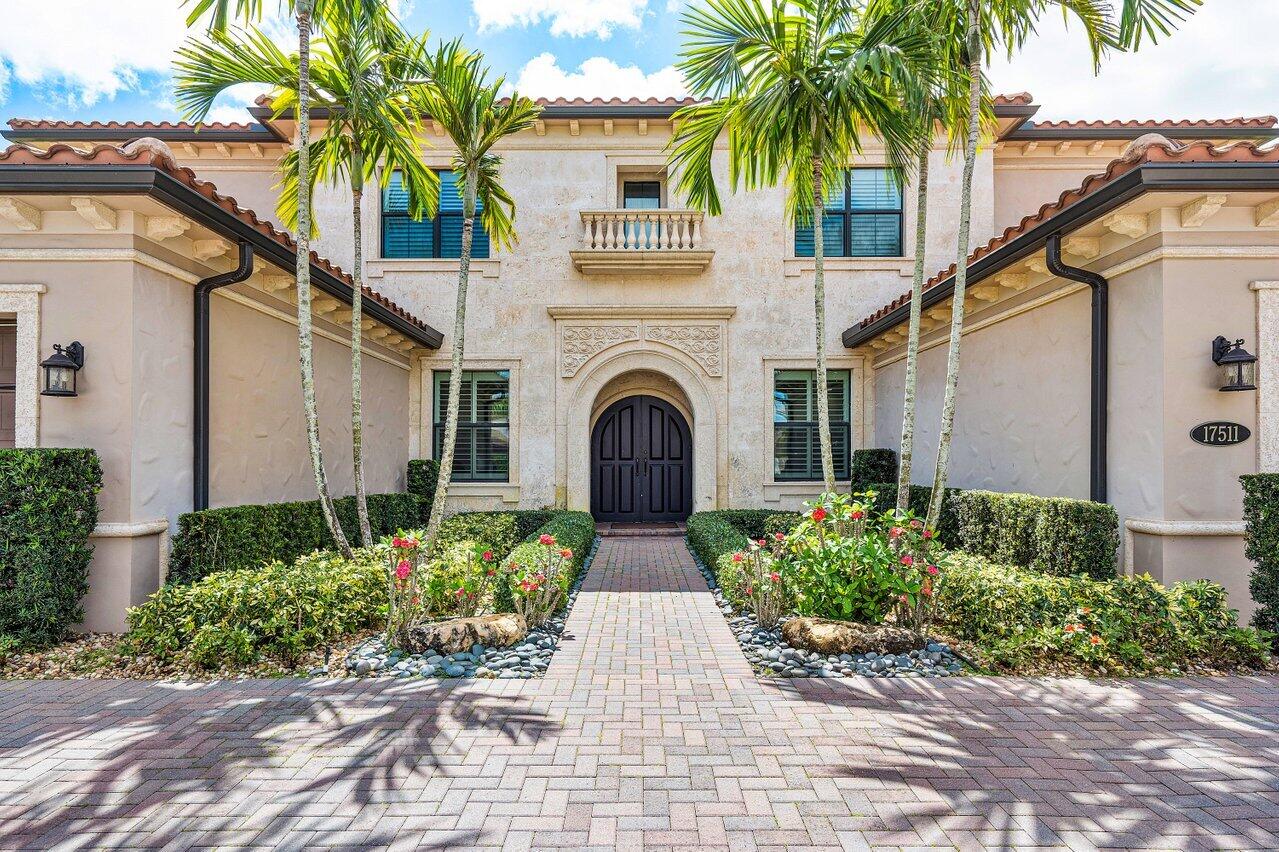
[40,341,84,397]
[1211,336,1257,393]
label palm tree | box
[179,0,394,556]
[668,0,938,493]
[917,0,1199,530]
[410,41,539,559]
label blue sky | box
[0,1,1275,127]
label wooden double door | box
[590,395,692,522]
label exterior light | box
[40,341,84,397]
[1211,336,1257,393]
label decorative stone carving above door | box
[548,305,735,380]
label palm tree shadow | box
[0,677,559,850]
[767,674,1279,848]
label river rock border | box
[326,536,601,681]
[687,539,965,679]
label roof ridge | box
[0,141,429,332]
[7,118,259,132]
[857,139,1279,328]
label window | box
[622,180,661,209]
[773,369,851,481]
[382,169,490,259]
[795,168,902,258]
[433,370,509,481]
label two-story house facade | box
[2,93,1277,628]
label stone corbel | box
[1179,194,1228,228]
[192,238,232,261]
[1062,236,1100,259]
[0,196,41,231]
[70,197,117,231]
[1102,212,1147,239]
[146,215,192,241]
[1255,198,1279,228]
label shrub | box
[127,549,387,667]
[686,512,751,585]
[863,484,963,546]
[950,490,1119,579]
[763,512,803,538]
[1243,473,1279,641]
[436,512,524,560]
[851,449,898,489]
[407,459,440,518]
[507,537,574,627]
[495,512,595,612]
[167,492,424,584]
[934,552,1269,674]
[0,449,103,648]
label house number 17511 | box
[1189,421,1251,446]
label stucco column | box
[0,283,45,447]
[1252,280,1279,472]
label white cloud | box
[513,53,687,100]
[988,0,1278,122]
[473,0,650,39]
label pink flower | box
[757,538,768,547]
[910,519,923,529]
[889,526,904,539]
[810,507,827,523]
[922,529,935,539]
[395,559,411,580]
[539,534,556,546]
[769,572,781,583]
[482,550,493,562]
[745,585,754,596]
[926,564,939,576]
[899,593,909,603]
[455,587,467,598]
[900,555,914,566]
[560,548,573,559]
[773,532,785,541]
[731,552,744,563]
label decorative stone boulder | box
[405,613,528,655]
[781,617,920,656]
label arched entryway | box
[590,395,692,522]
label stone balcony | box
[570,209,714,275]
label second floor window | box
[773,369,851,482]
[795,167,902,258]
[382,169,490,260]
[433,370,510,482]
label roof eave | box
[1005,127,1278,142]
[0,163,442,349]
[842,161,1279,348]
[2,125,286,145]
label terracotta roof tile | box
[7,118,259,132]
[857,139,1279,329]
[530,96,701,107]
[1028,116,1277,131]
[0,141,432,338]
[993,92,1034,106]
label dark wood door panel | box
[591,394,692,522]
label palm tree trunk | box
[295,0,352,558]
[897,148,930,513]
[422,165,477,553]
[812,154,836,493]
[350,153,372,547]
[926,0,982,530]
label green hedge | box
[0,449,103,648]
[1243,474,1279,641]
[851,449,898,490]
[950,489,1119,579]
[935,553,1269,673]
[685,510,792,588]
[407,459,440,513]
[128,549,386,667]
[495,511,596,611]
[167,492,424,585]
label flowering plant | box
[507,533,572,627]
[729,537,788,629]
[384,530,427,643]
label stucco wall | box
[993,161,1112,234]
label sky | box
[0,1,1275,128]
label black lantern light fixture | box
[1211,335,1257,393]
[40,341,84,397]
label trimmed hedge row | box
[935,553,1269,673]
[756,484,963,546]
[1243,473,1279,641]
[685,510,797,593]
[167,492,424,585]
[495,511,596,612]
[851,449,898,490]
[951,489,1119,579]
[0,449,103,649]
[407,458,440,509]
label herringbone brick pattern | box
[2,535,1278,850]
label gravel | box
[331,536,599,681]
[687,539,967,679]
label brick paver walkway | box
[3,535,1279,850]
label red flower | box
[900,555,914,566]
[455,587,467,597]
[926,564,939,576]
[922,529,935,539]
[910,519,923,529]
[731,552,744,563]
[1089,634,1103,645]
[482,550,493,562]
[1064,623,1083,634]
[539,534,556,546]
[850,510,865,520]
[899,593,909,603]
[560,548,573,559]
[395,559,411,580]
[745,585,754,596]
[773,532,785,541]
[921,585,932,597]
[810,507,827,523]
[889,526,904,539]
[769,572,781,583]
[757,538,767,547]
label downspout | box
[194,241,254,510]
[1045,233,1108,503]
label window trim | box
[794,166,904,259]
[432,368,511,483]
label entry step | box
[597,522,686,538]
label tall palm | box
[917,0,1199,530]
[177,9,437,548]
[180,0,392,556]
[410,41,539,562]
[669,0,938,492]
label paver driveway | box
[2,535,1279,851]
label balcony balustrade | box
[570,209,714,275]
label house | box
[1,93,1275,629]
